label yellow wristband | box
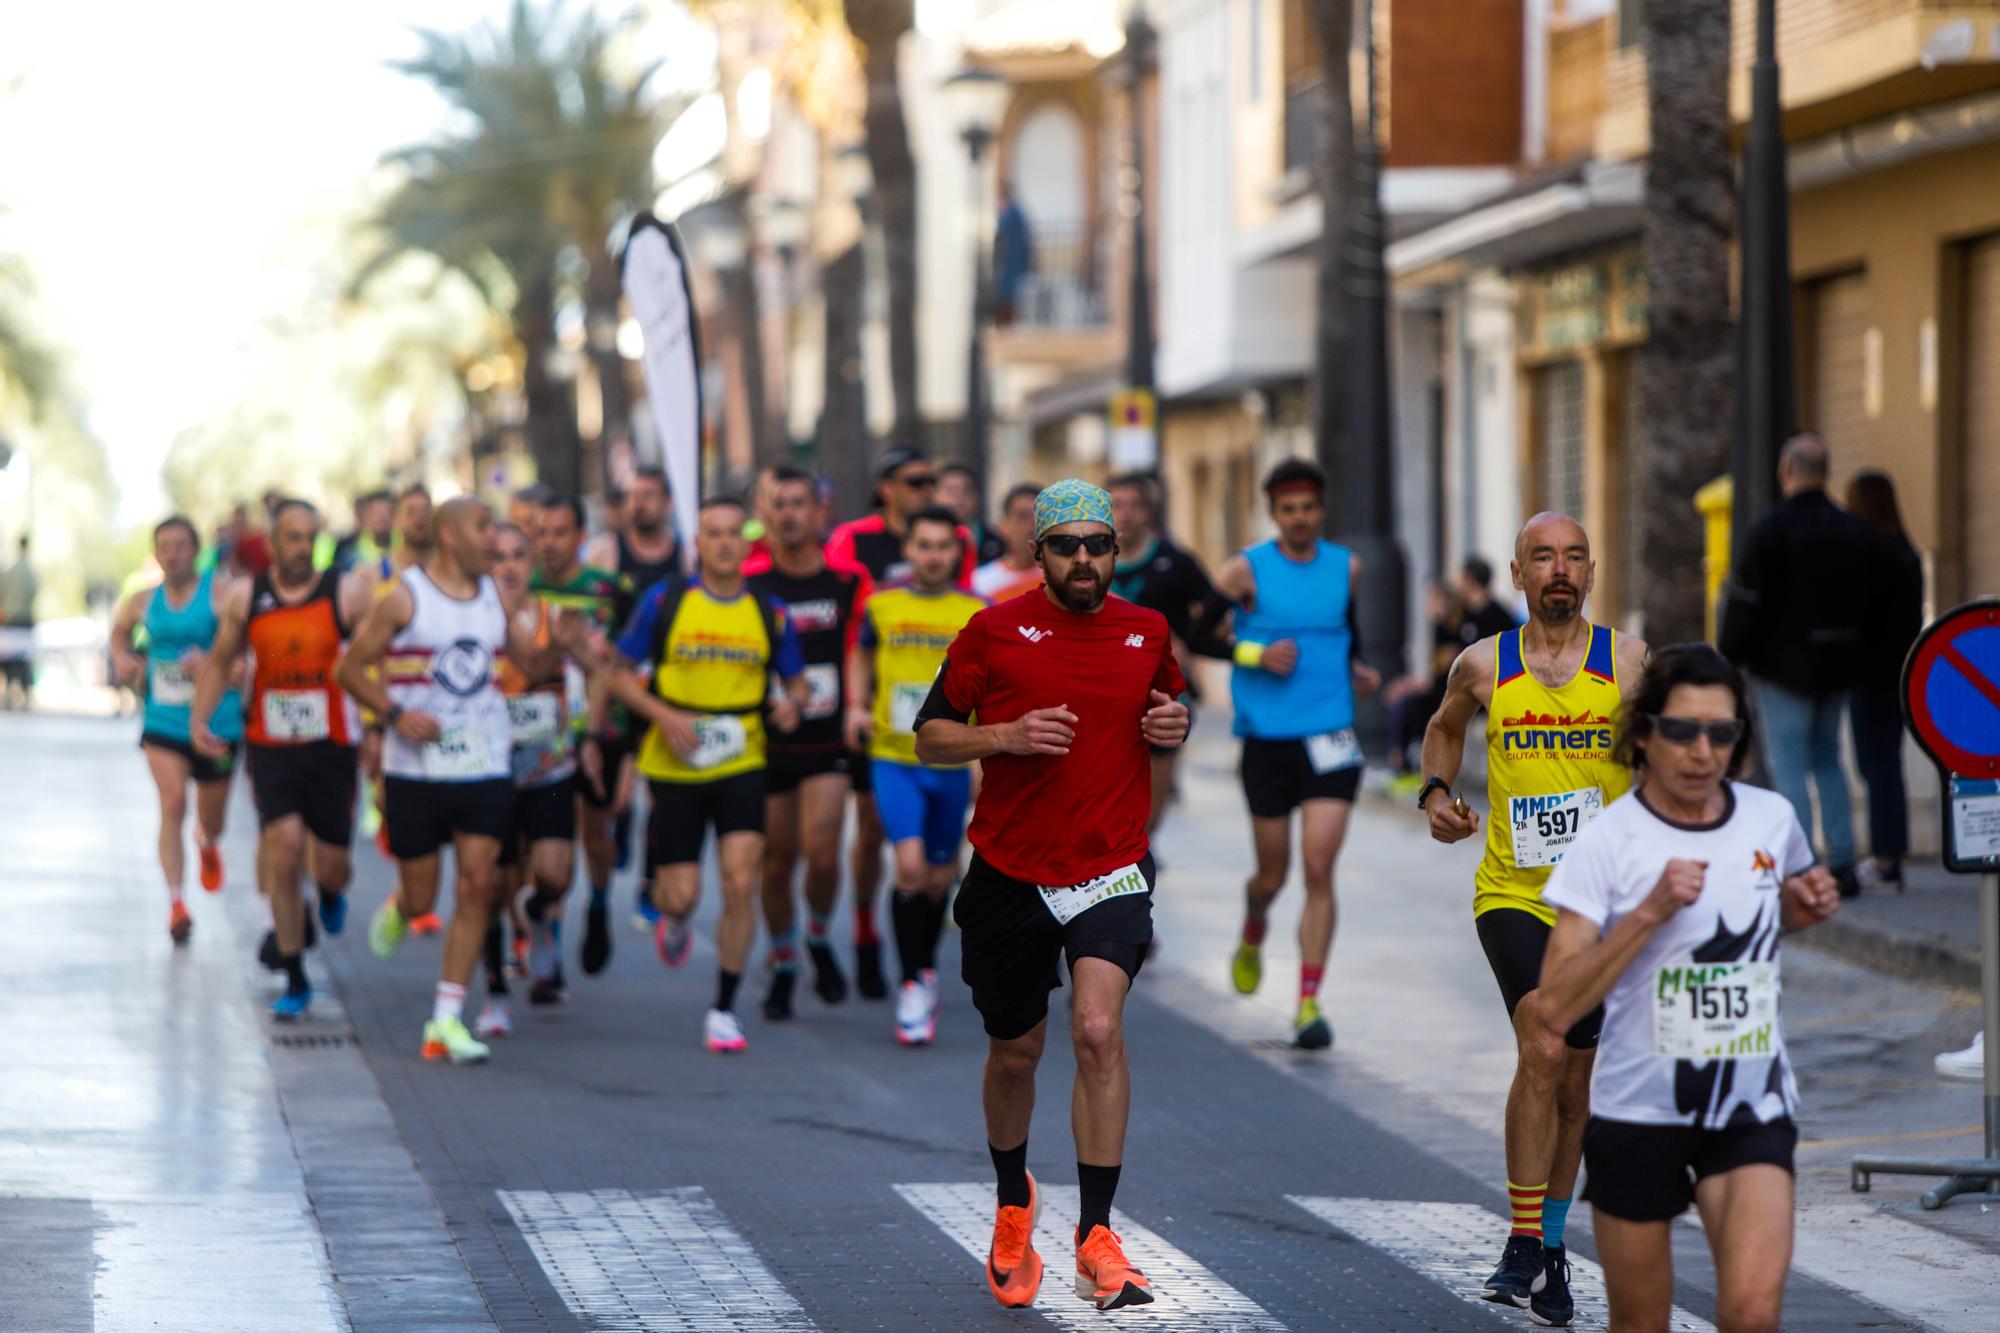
[1233,640,1266,669]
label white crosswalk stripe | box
[498,1187,817,1332]
[895,1181,1286,1331]
[1287,1196,1717,1332]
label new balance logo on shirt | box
[1018,625,1052,643]
[1124,634,1146,648]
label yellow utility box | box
[1694,474,1733,644]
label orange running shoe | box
[986,1171,1043,1308]
[408,912,444,936]
[169,900,193,944]
[197,840,224,893]
[1074,1224,1153,1311]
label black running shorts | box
[955,852,1155,1042]
[384,776,514,860]
[249,741,359,846]
[1238,736,1361,818]
[142,731,238,785]
[1475,906,1603,1050]
[499,775,578,867]
[764,748,852,796]
[1583,1116,1797,1222]
[647,771,766,868]
[579,733,632,808]
[849,749,873,797]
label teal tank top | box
[1230,539,1355,738]
[142,570,242,742]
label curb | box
[1791,915,1981,993]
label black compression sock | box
[891,891,925,985]
[281,953,309,993]
[991,1141,1031,1209]
[1076,1162,1121,1240]
[715,969,742,1013]
[923,892,950,966]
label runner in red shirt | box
[912,479,1187,1314]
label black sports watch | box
[1416,776,1453,812]
[384,703,405,727]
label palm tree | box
[1307,0,1355,483]
[841,0,920,444]
[362,1,660,495]
[1633,0,1736,642]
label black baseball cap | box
[876,447,931,479]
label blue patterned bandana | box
[1033,479,1114,540]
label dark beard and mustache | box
[1538,582,1579,623]
[1056,567,1108,611]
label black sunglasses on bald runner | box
[1040,533,1116,558]
[1648,714,1746,747]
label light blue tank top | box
[1231,539,1355,738]
[143,570,242,742]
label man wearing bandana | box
[913,479,1189,1313]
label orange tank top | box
[245,568,359,747]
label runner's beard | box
[1057,568,1107,612]
[1539,584,1578,624]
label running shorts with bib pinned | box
[954,852,1156,1041]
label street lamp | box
[941,63,1011,488]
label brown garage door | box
[1803,269,1870,491]
[1965,237,2000,597]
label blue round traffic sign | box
[1903,600,2000,778]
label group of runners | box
[115,451,1841,1328]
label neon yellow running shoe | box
[369,897,407,960]
[421,1016,491,1064]
[1230,940,1262,995]
[1294,996,1333,1050]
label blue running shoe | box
[633,890,662,934]
[271,987,313,1022]
[318,891,348,937]
[1529,1247,1574,1327]
[1483,1234,1545,1307]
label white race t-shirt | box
[1542,782,1813,1129]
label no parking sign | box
[1902,599,2000,871]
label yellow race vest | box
[638,586,775,783]
[1474,623,1632,925]
[863,586,985,765]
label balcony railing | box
[996,223,1107,331]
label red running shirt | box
[934,592,1185,886]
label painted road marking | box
[896,1181,1285,1331]
[1287,1196,1717,1333]
[499,1187,816,1332]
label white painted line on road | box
[499,1187,816,1332]
[1288,1196,1717,1333]
[94,1193,344,1333]
[896,1181,1286,1331]
[1784,1201,1997,1333]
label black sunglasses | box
[899,473,938,489]
[1041,533,1116,558]
[1648,714,1746,747]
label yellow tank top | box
[862,587,986,765]
[637,586,774,783]
[1474,623,1632,924]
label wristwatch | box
[384,703,405,727]
[1416,775,1452,812]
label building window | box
[1535,360,1588,520]
[1617,0,1646,49]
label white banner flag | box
[620,213,702,572]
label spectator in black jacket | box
[1845,470,1924,891]
[1719,433,1877,894]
